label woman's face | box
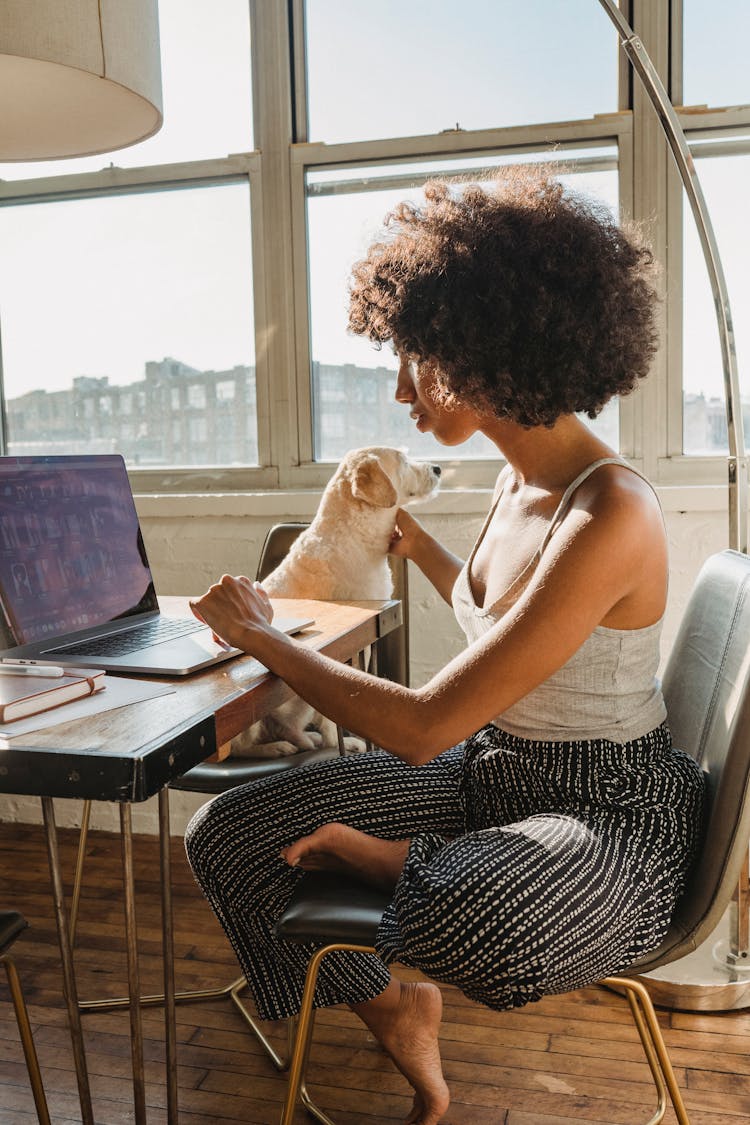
[395,354,481,446]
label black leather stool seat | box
[276,873,390,946]
[172,747,339,794]
[0,910,28,954]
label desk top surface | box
[0,597,400,802]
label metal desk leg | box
[40,797,94,1125]
[158,788,179,1123]
[120,804,147,1124]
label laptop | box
[0,454,312,675]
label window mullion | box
[250,0,300,485]
[630,0,672,482]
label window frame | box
[0,0,747,495]
[0,153,278,491]
[290,122,634,490]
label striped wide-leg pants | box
[184,723,705,1020]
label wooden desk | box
[0,597,401,1125]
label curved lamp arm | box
[598,0,747,553]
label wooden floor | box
[0,820,747,1125]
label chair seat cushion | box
[275,873,390,946]
[0,910,28,954]
[171,746,342,794]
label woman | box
[185,170,705,1125]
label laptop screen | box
[0,454,158,645]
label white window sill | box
[135,483,732,520]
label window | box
[0,183,256,469]
[188,417,208,444]
[304,0,618,144]
[188,385,207,410]
[305,151,619,463]
[682,0,750,110]
[0,0,257,482]
[0,3,748,490]
[682,147,750,455]
[676,2,750,462]
[216,380,236,402]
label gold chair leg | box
[601,976,690,1125]
[282,965,689,1125]
[281,942,375,1125]
[1,956,52,1125]
[623,987,667,1122]
[229,976,294,1071]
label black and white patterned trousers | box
[184,723,705,1020]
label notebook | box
[0,454,313,675]
[0,667,106,723]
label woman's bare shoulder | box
[575,462,663,527]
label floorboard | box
[0,820,746,1124]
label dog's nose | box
[432,465,441,476]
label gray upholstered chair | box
[274,549,750,1125]
[0,910,51,1125]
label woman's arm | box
[192,477,665,766]
[389,508,463,604]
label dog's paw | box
[341,736,368,754]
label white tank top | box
[451,458,667,744]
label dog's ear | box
[350,455,398,508]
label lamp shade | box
[0,0,163,161]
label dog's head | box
[341,447,441,510]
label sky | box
[0,0,747,417]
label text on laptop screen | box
[0,455,158,645]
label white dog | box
[229,446,441,758]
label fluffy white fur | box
[229,446,441,758]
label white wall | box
[0,485,729,836]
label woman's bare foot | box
[353,979,449,1125]
[281,822,410,890]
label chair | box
[0,910,51,1125]
[72,522,410,1071]
[274,549,750,1125]
[249,522,410,686]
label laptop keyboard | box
[44,616,206,658]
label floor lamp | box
[599,0,750,1010]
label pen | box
[0,664,65,678]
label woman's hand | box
[388,507,425,560]
[190,575,273,652]
[389,507,464,605]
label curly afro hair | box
[347,167,659,427]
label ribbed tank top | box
[451,458,667,744]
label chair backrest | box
[635,549,750,969]
[256,523,410,686]
[256,523,309,582]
